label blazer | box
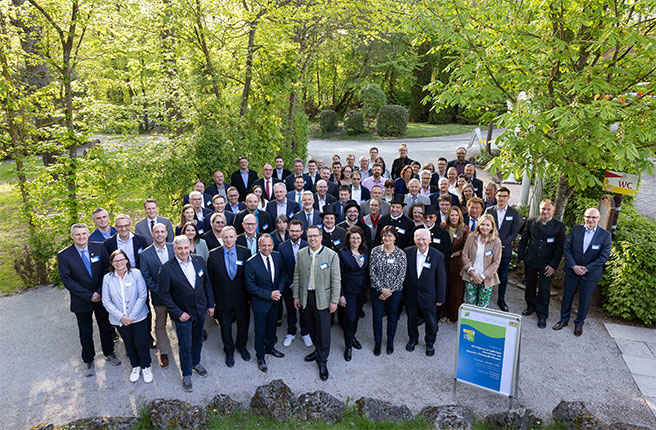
[266,199,300,220]
[183,192,214,208]
[284,173,313,192]
[306,172,321,189]
[331,201,350,223]
[293,246,341,310]
[245,251,287,313]
[430,192,460,208]
[292,210,322,229]
[338,248,369,296]
[234,209,274,235]
[89,227,117,243]
[313,194,337,212]
[134,216,174,245]
[203,230,223,250]
[563,225,612,282]
[394,178,409,195]
[101,269,148,326]
[402,194,431,216]
[207,245,252,312]
[460,233,502,287]
[191,238,210,262]
[361,198,391,217]
[236,232,261,254]
[430,171,448,187]
[485,205,523,258]
[391,157,413,180]
[274,168,292,181]
[349,186,371,203]
[278,239,308,288]
[374,214,415,249]
[325,181,340,198]
[322,226,347,251]
[447,159,472,172]
[57,242,110,313]
[425,223,452,262]
[226,202,246,214]
[138,243,174,306]
[253,177,282,201]
[404,246,447,308]
[206,182,230,198]
[158,255,214,320]
[517,217,566,270]
[209,210,235,226]
[103,233,149,269]
[336,220,373,250]
[362,214,381,243]
[230,169,259,201]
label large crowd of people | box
[57,145,612,392]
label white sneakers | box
[302,334,313,348]
[283,334,295,347]
[130,367,141,383]
[142,367,153,383]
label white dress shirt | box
[155,244,169,264]
[176,257,196,288]
[416,248,429,278]
[261,253,275,283]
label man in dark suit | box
[430,157,449,187]
[404,228,447,356]
[553,208,611,336]
[253,163,282,201]
[225,186,246,214]
[182,180,214,208]
[266,182,300,220]
[206,170,230,199]
[236,214,260,255]
[230,156,259,201]
[203,212,227,250]
[158,236,214,392]
[464,164,484,198]
[103,214,149,270]
[314,180,337,213]
[188,191,214,234]
[58,223,119,376]
[207,226,252,367]
[306,159,321,189]
[88,208,117,243]
[234,193,274,235]
[138,223,175,368]
[245,234,287,372]
[292,191,321,229]
[419,170,439,198]
[374,194,414,249]
[274,155,292,181]
[287,176,307,207]
[431,178,460,209]
[284,158,312,192]
[517,199,566,328]
[134,198,174,245]
[391,145,413,179]
[350,171,371,203]
[319,167,339,197]
[484,182,498,209]
[321,206,346,251]
[209,194,235,226]
[331,185,352,223]
[448,147,472,175]
[485,187,523,312]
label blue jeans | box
[496,256,512,301]
[371,290,402,345]
[174,315,206,376]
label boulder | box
[484,408,541,430]
[552,401,605,430]
[59,417,137,430]
[355,397,413,423]
[420,405,474,429]
[295,391,345,424]
[30,425,55,430]
[607,424,652,430]
[206,394,240,416]
[250,379,296,422]
[147,399,206,430]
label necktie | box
[81,250,92,276]
[266,255,273,282]
[471,219,477,232]
[412,196,417,204]
[150,220,155,231]
[265,180,270,199]
[297,193,302,205]
[306,212,312,227]
[228,250,236,280]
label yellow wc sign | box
[602,171,638,196]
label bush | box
[319,110,338,135]
[359,83,387,127]
[343,110,366,135]
[376,105,409,137]
[602,206,656,325]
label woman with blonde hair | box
[460,213,502,308]
[442,206,469,322]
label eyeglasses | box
[307,234,321,239]
[112,258,127,263]
[244,222,257,226]
[115,224,131,230]
[584,216,599,219]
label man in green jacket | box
[293,225,341,381]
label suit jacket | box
[361,198,391,217]
[394,178,409,195]
[206,182,230,198]
[58,242,110,313]
[207,245,252,312]
[226,202,246,214]
[139,243,174,306]
[325,181,339,198]
[517,217,566,270]
[266,199,300,220]
[469,177,484,198]
[278,239,308,288]
[286,190,306,206]
[101,269,148,326]
[313,194,337,212]
[338,248,369,296]
[230,169,259,201]
[362,214,382,243]
[89,227,117,243]
[253,177,282,201]
[403,194,431,216]
[293,246,341,310]
[374,214,415,249]
[322,226,347,251]
[103,233,149,269]
[183,192,213,208]
[331,201,350,223]
[336,220,373,250]
[460,234,502,287]
[430,192,460,208]
[404,246,447,308]
[425,224,452,262]
[563,225,612,282]
[349,186,371,203]
[135,216,174,245]
[391,157,413,180]
[274,168,292,181]
[284,173,312,192]
[236,233,261,255]
[430,171,448,187]
[292,210,322,229]
[203,230,223,250]
[158,255,214,320]
[234,209,274,235]
[306,172,321,189]
[245,251,286,313]
[208,210,235,226]
[485,206,523,258]
[447,159,472,172]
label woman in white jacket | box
[102,249,152,383]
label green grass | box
[0,183,29,294]
[0,158,43,182]
[309,122,478,140]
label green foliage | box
[360,83,387,127]
[376,105,408,137]
[319,110,339,135]
[602,206,656,325]
[344,110,366,135]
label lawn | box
[0,182,29,294]
[309,122,479,140]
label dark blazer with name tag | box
[245,251,287,314]
[485,206,523,258]
[278,239,308,288]
[207,245,252,312]
[234,209,274,235]
[58,242,110,313]
[266,199,300,220]
[158,255,214,320]
[253,177,282,201]
[103,233,149,269]
[403,246,447,309]
[517,217,566,270]
[139,243,174,306]
[563,224,612,282]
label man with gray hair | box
[189,191,214,234]
[403,179,430,216]
[103,214,149,269]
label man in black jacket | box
[230,156,258,201]
[374,194,414,249]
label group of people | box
[58,145,612,392]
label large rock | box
[420,405,473,429]
[484,408,541,430]
[206,394,241,416]
[552,401,605,430]
[295,391,345,424]
[355,397,413,423]
[30,425,55,430]
[147,399,206,430]
[250,379,296,422]
[607,424,652,430]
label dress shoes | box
[522,308,535,316]
[497,299,509,312]
[352,337,362,350]
[225,353,235,368]
[239,349,251,362]
[265,347,285,358]
[405,341,417,352]
[318,363,329,381]
[105,354,121,366]
[386,343,394,355]
[159,354,169,369]
[426,346,435,357]
[305,351,318,362]
[182,375,193,392]
[344,347,352,362]
[574,325,583,336]
[84,362,95,377]
[552,321,568,331]
[537,319,546,329]
[192,364,208,378]
[373,343,381,356]
[257,358,268,373]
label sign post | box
[601,170,639,236]
[453,304,522,409]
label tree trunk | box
[160,0,184,135]
[485,122,494,154]
[194,0,221,102]
[554,174,575,221]
[240,19,258,116]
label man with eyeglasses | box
[553,208,611,336]
[103,214,148,270]
[236,214,260,255]
[234,193,274,235]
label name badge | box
[198,269,204,277]
[90,256,100,263]
[359,255,365,262]
[262,224,268,230]
[474,187,479,191]
[198,229,204,234]
[137,247,143,253]
[453,233,458,238]
[432,238,441,244]
[236,260,244,266]
[485,249,493,256]
[591,244,600,250]
[125,282,133,287]
[320,262,329,270]
[317,223,323,229]
[387,258,396,264]
[505,216,513,221]
[397,228,406,235]
[333,239,341,246]
[423,262,432,269]
[546,237,555,243]
[288,212,295,218]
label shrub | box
[319,109,338,135]
[376,105,409,137]
[602,206,656,325]
[359,83,387,126]
[344,110,366,135]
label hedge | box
[376,105,408,137]
[319,110,338,135]
[344,110,366,135]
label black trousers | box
[342,292,362,348]
[407,304,438,348]
[305,291,331,364]
[74,302,114,363]
[253,303,279,360]
[283,287,308,336]
[216,306,250,354]
[524,265,553,319]
[116,318,151,368]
